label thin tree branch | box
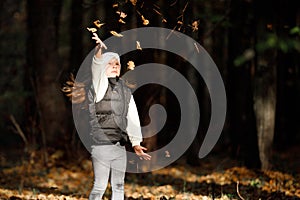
[237,181,245,200]
[9,114,28,146]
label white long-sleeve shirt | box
[91,53,142,146]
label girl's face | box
[105,58,121,77]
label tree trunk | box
[253,0,278,170]
[255,43,275,167]
[27,0,68,147]
[253,0,299,170]
[253,64,276,170]
[253,26,277,170]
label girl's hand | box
[133,145,151,160]
[92,33,107,49]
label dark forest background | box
[0,0,300,174]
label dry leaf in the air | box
[194,43,200,53]
[130,0,137,6]
[191,20,199,32]
[136,41,142,50]
[112,3,118,8]
[116,11,127,18]
[127,61,135,70]
[110,31,123,37]
[119,18,126,24]
[93,20,105,28]
[177,21,183,31]
[165,150,171,157]
[87,27,97,33]
[141,15,149,25]
[153,8,162,16]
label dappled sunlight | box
[1,150,299,199]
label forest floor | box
[0,145,299,200]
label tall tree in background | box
[253,0,300,170]
[27,0,69,149]
[253,0,277,170]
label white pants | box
[89,143,126,200]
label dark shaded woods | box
[0,0,299,172]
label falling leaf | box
[93,20,105,28]
[165,151,171,157]
[141,15,149,26]
[130,0,137,6]
[116,11,127,18]
[166,28,176,40]
[153,3,160,10]
[170,0,177,6]
[112,3,118,8]
[194,43,200,53]
[152,7,167,24]
[110,31,123,37]
[143,20,149,26]
[153,8,162,16]
[182,2,189,13]
[267,23,273,30]
[191,20,199,32]
[136,41,142,50]
[87,27,97,33]
[176,20,183,30]
[119,18,126,24]
[127,61,135,70]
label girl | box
[88,33,151,200]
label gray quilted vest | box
[88,78,132,144]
